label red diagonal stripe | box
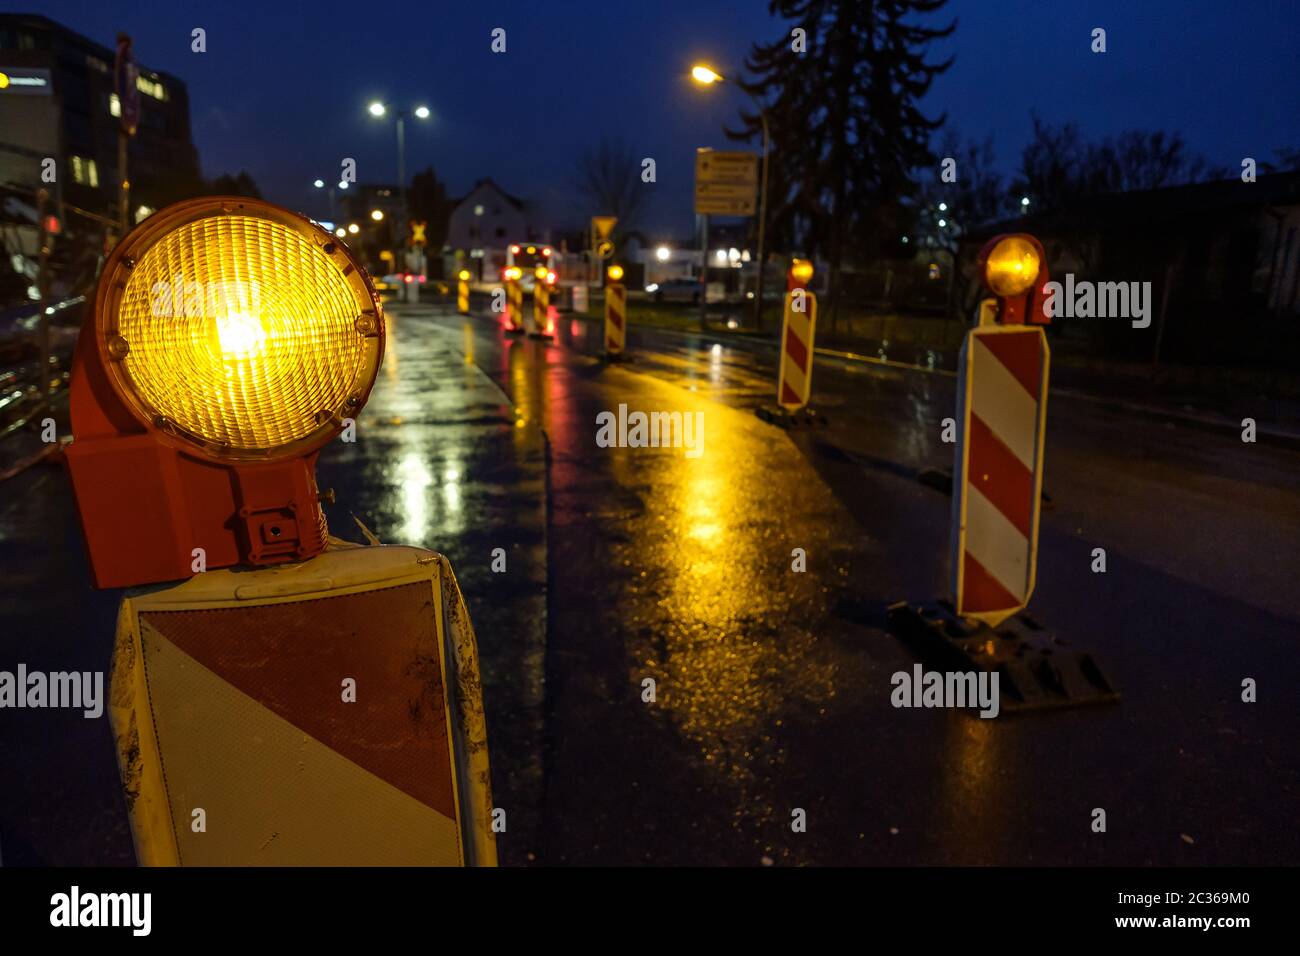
[967,412,1034,537]
[141,584,456,819]
[978,329,1042,398]
[784,324,809,373]
[962,551,1022,612]
[781,382,801,405]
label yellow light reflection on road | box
[395,452,432,545]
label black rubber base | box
[755,405,828,427]
[886,599,1120,714]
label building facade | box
[0,13,198,225]
[445,178,537,280]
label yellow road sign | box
[410,220,427,246]
[695,149,758,216]
[595,238,615,260]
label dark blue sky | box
[26,0,1300,237]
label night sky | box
[25,0,1300,236]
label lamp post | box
[690,64,771,331]
[312,179,336,223]
[367,101,430,228]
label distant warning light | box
[983,235,1041,297]
[789,258,814,285]
[607,264,624,282]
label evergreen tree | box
[730,0,953,324]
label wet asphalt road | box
[370,300,1299,866]
[1,296,1297,865]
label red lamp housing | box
[65,196,384,589]
[975,233,1051,326]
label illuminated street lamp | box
[347,223,359,235]
[370,209,384,222]
[690,62,771,329]
[655,245,671,262]
[691,65,722,85]
[367,100,432,228]
[313,178,336,222]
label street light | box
[370,209,384,221]
[690,63,771,330]
[313,178,336,222]
[367,100,432,229]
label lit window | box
[474,205,484,216]
[109,93,120,117]
[136,75,167,101]
[70,156,100,188]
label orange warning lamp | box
[606,264,624,283]
[457,269,471,282]
[534,264,549,283]
[65,196,384,589]
[977,233,1050,326]
[788,258,814,292]
[504,265,522,281]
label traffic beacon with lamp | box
[503,265,524,334]
[603,263,628,361]
[66,196,381,589]
[65,196,498,865]
[757,257,824,427]
[888,233,1119,713]
[529,264,555,339]
[456,268,471,314]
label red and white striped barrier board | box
[604,283,626,355]
[532,282,548,332]
[777,291,817,409]
[951,324,1050,626]
[506,280,523,331]
[108,545,498,865]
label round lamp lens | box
[985,236,1041,297]
[106,204,380,457]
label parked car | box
[647,278,702,303]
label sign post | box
[590,216,616,287]
[694,149,757,329]
[113,33,140,235]
[456,269,470,314]
[603,264,627,361]
[757,260,823,427]
[888,233,1119,712]
[530,265,554,339]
